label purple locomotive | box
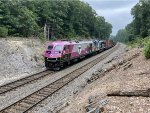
[43,39,114,70]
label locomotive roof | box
[48,41,71,45]
[48,40,93,45]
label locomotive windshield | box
[48,45,53,50]
[54,45,63,51]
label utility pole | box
[44,21,55,41]
[44,23,50,41]
[44,23,47,39]
[47,26,50,41]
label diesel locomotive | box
[43,39,115,70]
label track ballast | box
[0,70,54,95]
[0,44,119,113]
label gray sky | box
[83,0,139,35]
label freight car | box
[43,39,115,70]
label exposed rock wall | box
[0,38,46,85]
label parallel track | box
[0,44,119,113]
[0,70,54,95]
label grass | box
[127,36,150,59]
[127,37,150,47]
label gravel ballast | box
[0,43,126,112]
[30,43,126,113]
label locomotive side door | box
[67,45,72,63]
[63,45,71,62]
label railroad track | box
[0,44,119,113]
[0,70,54,95]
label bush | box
[0,27,8,37]
[127,37,150,48]
[144,41,150,59]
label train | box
[43,39,115,70]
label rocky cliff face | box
[0,38,45,85]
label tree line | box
[114,0,150,43]
[0,0,112,39]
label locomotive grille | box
[47,58,56,60]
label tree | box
[0,0,112,39]
[129,0,150,38]
[115,29,129,43]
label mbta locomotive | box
[43,39,115,70]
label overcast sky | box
[83,0,139,35]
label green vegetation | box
[127,36,150,59]
[144,41,150,59]
[0,26,8,37]
[114,0,150,43]
[127,37,146,47]
[114,29,130,43]
[113,0,150,59]
[0,0,112,39]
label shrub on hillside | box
[0,27,8,37]
[144,41,150,59]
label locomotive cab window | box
[54,45,63,51]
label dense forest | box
[114,0,150,43]
[0,0,112,39]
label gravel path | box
[28,43,126,113]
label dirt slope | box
[59,47,150,113]
[0,38,45,85]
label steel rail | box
[0,44,119,113]
[0,70,54,95]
